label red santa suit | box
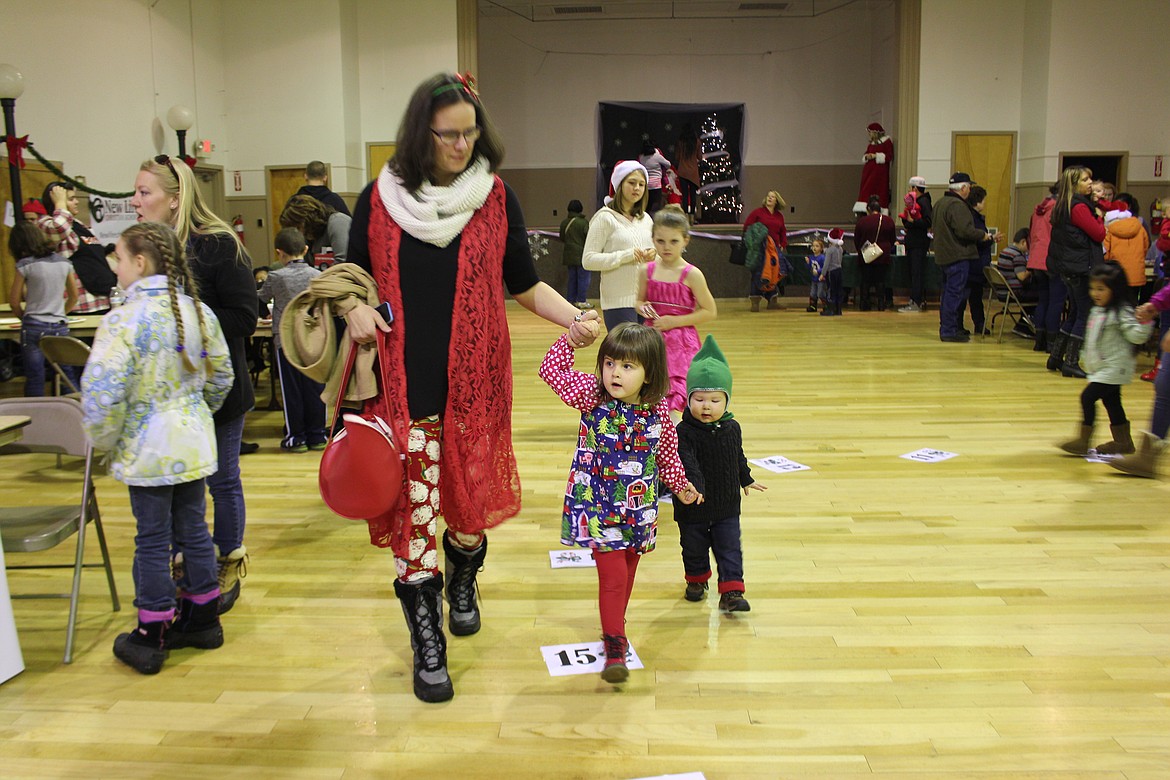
[854,122,894,214]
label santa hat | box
[867,122,885,134]
[827,228,845,246]
[1105,208,1132,225]
[908,176,927,189]
[21,199,47,217]
[604,160,648,206]
[686,335,733,407]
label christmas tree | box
[698,113,742,223]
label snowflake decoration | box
[614,138,622,147]
[619,121,628,129]
[528,233,550,261]
[664,123,673,131]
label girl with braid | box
[81,222,234,674]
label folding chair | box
[0,396,120,663]
[983,265,1036,343]
[39,335,91,397]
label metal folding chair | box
[0,396,120,663]
[982,265,1036,343]
[39,335,91,397]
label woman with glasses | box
[130,155,257,616]
[343,73,598,703]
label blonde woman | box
[131,155,257,613]
[742,190,788,310]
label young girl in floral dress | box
[635,205,717,421]
[540,323,701,684]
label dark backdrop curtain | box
[596,101,745,223]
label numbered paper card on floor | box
[540,641,644,677]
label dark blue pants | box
[603,307,638,331]
[566,266,592,304]
[208,414,246,557]
[128,479,217,614]
[677,515,745,592]
[906,244,928,305]
[964,258,987,330]
[276,347,326,445]
[20,319,77,397]
[826,268,843,310]
[1060,272,1092,338]
[939,261,970,337]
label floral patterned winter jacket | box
[81,275,233,486]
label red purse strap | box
[327,335,381,442]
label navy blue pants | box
[276,347,327,445]
[939,261,970,337]
[677,514,745,592]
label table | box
[0,315,272,343]
[0,415,30,684]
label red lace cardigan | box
[363,177,522,556]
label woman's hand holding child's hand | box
[676,483,703,505]
[568,311,600,349]
[1136,303,1158,323]
[632,248,656,264]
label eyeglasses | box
[154,154,179,180]
[430,126,482,146]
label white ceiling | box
[478,0,861,22]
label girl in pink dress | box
[636,205,718,421]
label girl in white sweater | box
[583,160,655,330]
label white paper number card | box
[541,641,644,677]
[549,549,596,569]
[749,455,810,474]
[900,448,958,463]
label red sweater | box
[743,206,787,248]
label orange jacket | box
[1103,216,1151,286]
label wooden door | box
[953,132,1016,238]
[192,164,226,222]
[266,166,306,249]
[367,143,395,182]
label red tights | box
[595,548,642,637]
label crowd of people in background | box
[9,84,1170,700]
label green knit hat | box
[686,335,732,404]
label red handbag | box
[318,336,404,520]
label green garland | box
[2,136,132,199]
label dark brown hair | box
[275,227,307,257]
[8,221,54,259]
[594,323,669,406]
[279,195,333,245]
[389,73,505,192]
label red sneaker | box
[1141,358,1160,382]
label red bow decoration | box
[4,134,28,169]
[454,72,479,101]
[182,155,198,170]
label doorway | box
[1058,152,1127,191]
[953,132,1017,236]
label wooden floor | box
[2,300,1170,779]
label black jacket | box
[189,232,258,423]
[902,190,933,249]
[1048,194,1104,276]
[296,184,351,217]
[674,409,754,524]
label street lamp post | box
[0,63,26,213]
[166,105,194,159]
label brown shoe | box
[1096,422,1135,455]
[1058,425,1093,456]
[1110,431,1163,478]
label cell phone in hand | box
[375,301,394,324]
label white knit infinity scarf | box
[377,156,495,248]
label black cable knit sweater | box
[674,408,754,525]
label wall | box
[920,0,1170,233]
[478,1,897,226]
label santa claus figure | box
[854,122,893,215]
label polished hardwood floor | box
[2,300,1169,779]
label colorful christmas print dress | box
[539,334,691,553]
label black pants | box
[1060,272,1092,338]
[1080,382,1127,427]
[906,243,929,305]
[677,514,745,591]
